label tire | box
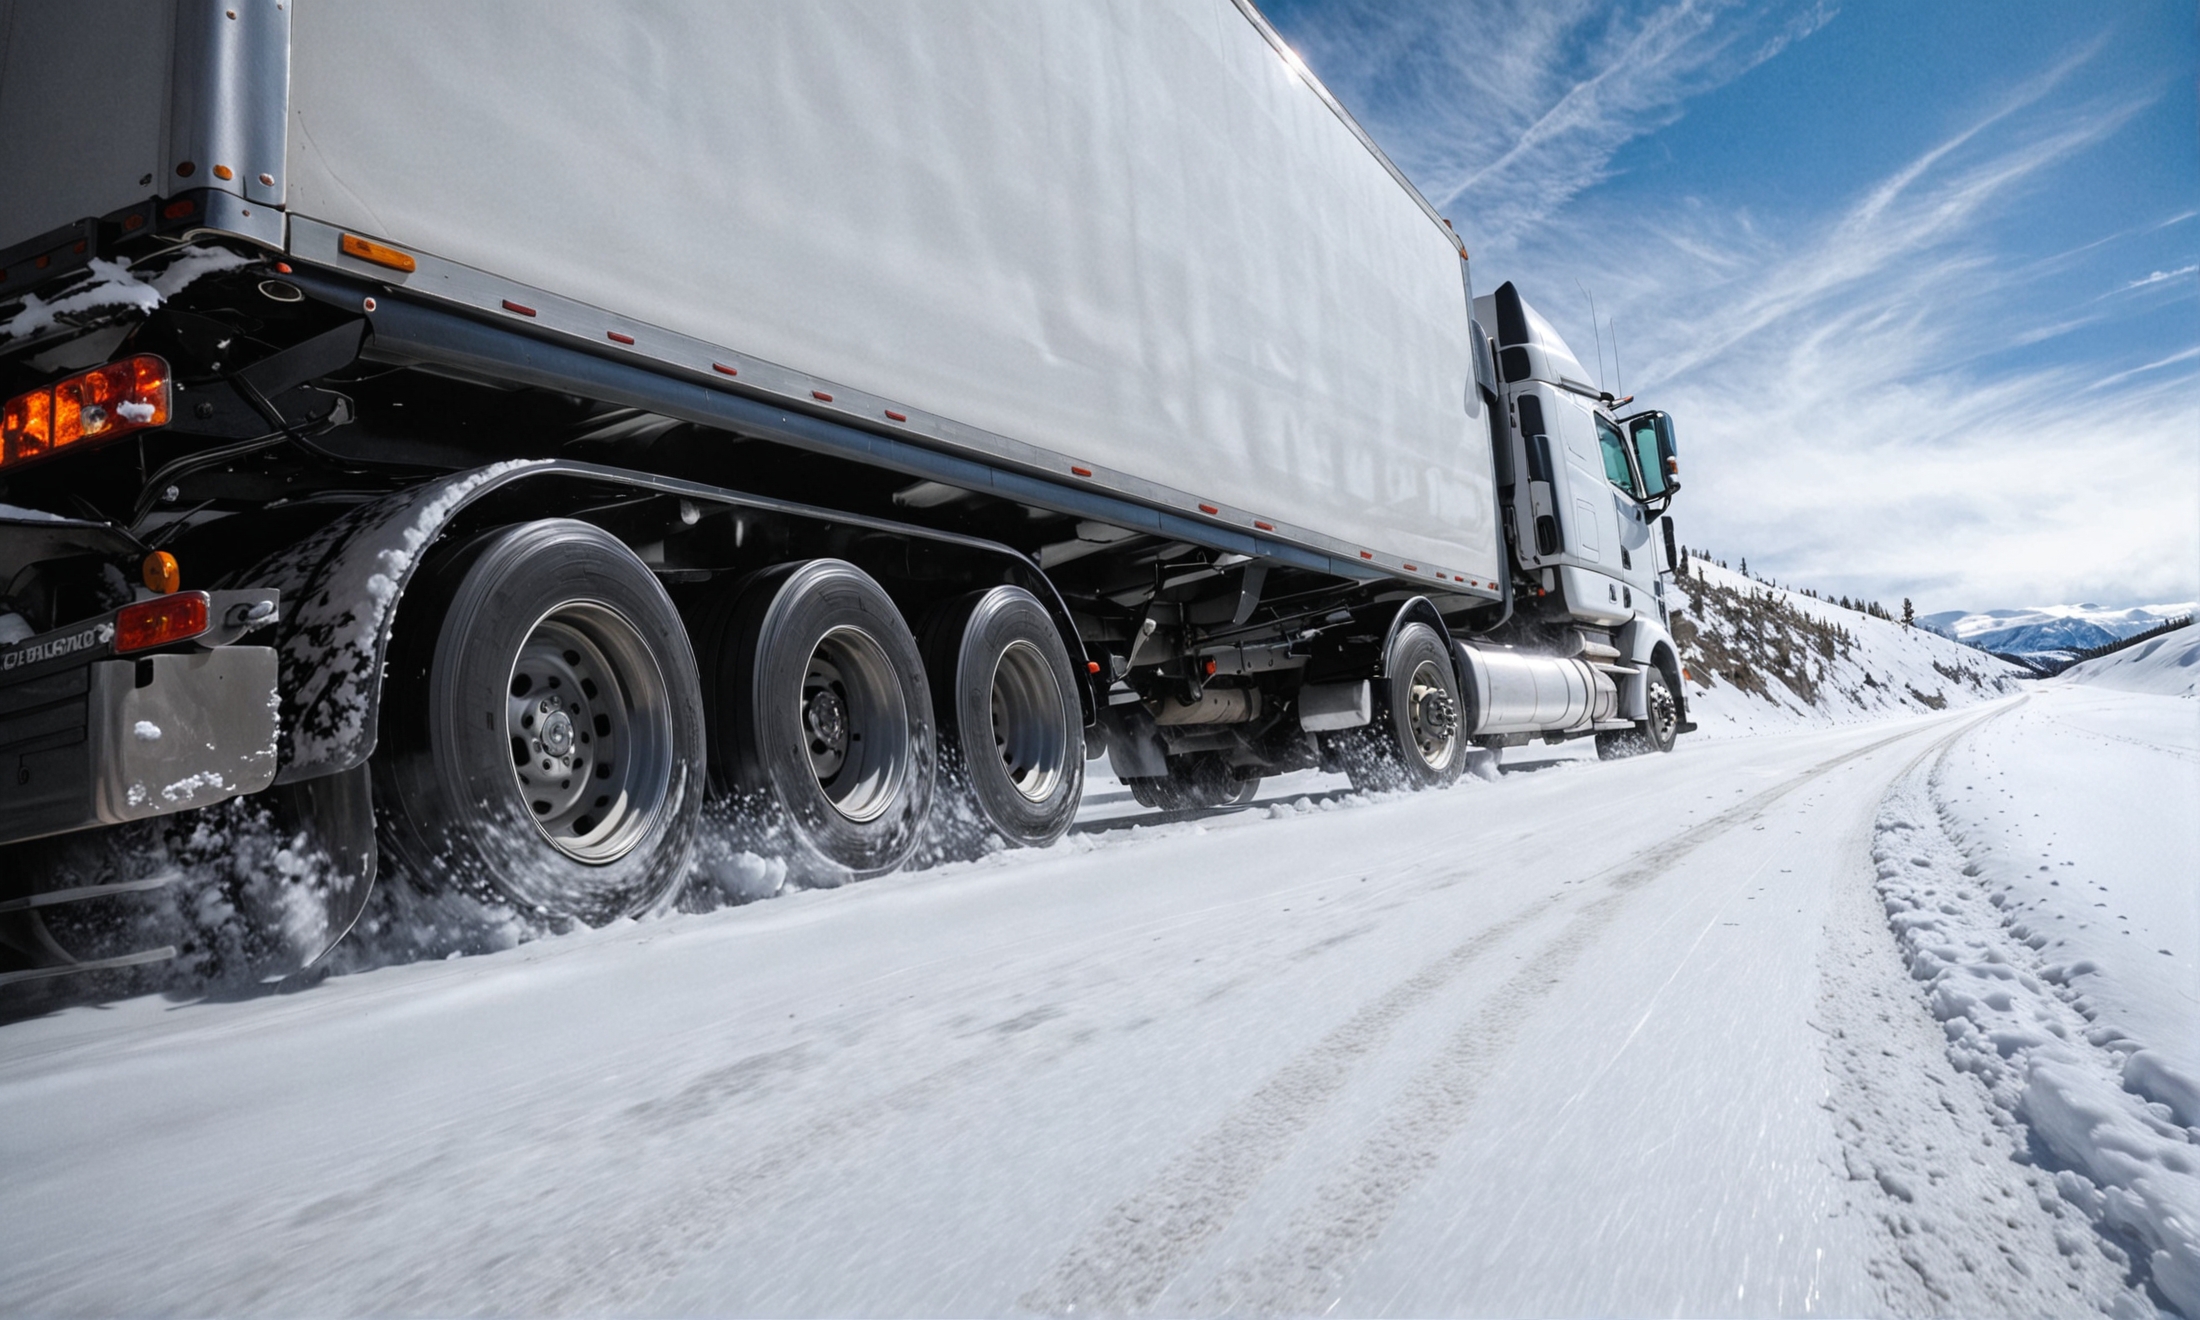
[1322,621,1465,793]
[1125,752,1235,811]
[716,560,934,878]
[376,519,706,923]
[924,586,1084,854]
[1599,662,1680,759]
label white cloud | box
[1466,45,2193,610]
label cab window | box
[1596,417,1638,495]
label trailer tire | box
[1597,663,1680,759]
[1323,622,1464,793]
[376,519,705,923]
[1126,752,1238,811]
[718,560,934,879]
[924,586,1083,856]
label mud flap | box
[262,763,377,980]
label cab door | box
[1594,414,1658,615]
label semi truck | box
[0,0,1692,986]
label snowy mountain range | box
[1917,602,2195,668]
[1672,561,2024,736]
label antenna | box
[1578,280,1606,391]
[1611,317,1623,400]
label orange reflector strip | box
[115,592,209,654]
[1253,520,1274,532]
[711,363,739,377]
[607,330,635,345]
[884,410,907,422]
[811,390,833,402]
[1198,503,1219,515]
[1070,466,1093,478]
[212,164,234,180]
[142,551,180,595]
[1359,551,1373,560]
[1403,564,1418,572]
[501,299,537,317]
[338,233,417,273]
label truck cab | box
[1474,282,1681,632]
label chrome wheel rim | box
[1405,659,1461,770]
[988,640,1068,803]
[801,625,908,823]
[505,601,674,864]
[1648,675,1679,744]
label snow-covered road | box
[0,698,2182,1316]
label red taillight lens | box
[1,388,51,462]
[1,354,170,469]
[114,591,209,653]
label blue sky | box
[1263,0,2199,612]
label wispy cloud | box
[1481,44,2192,607]
[1277,0,1833,246]
[2114,265,2197,293]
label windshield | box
[1596,417,1638,495]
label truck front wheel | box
[376,520,706,923]
[1597,663,1681,759]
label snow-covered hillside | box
[2059,623,2200,698]
[1920,603,2196,669]
[1671,559,2027,737]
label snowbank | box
[1671,560,2025,738]
[1875,689,2200,1314]
[2060,624,2200,699]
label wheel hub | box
[1405,659,1461,769]
[806,688,849,758]
[503,603,674,864]
[800,628,908,823]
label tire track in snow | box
[1028,717,1963,1316]
[1815,705,2140,1316]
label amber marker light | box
[338,233,418,273]
[142,551,181,595]
[115,591,210,654]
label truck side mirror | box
[1619,409,1680,509]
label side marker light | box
[115,592,210,654]
[338,233,417,273]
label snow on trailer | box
[1,1,1691,988]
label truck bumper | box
[1,646,280,847]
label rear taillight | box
[115,591,209,653]
[1,354,171,468]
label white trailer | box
[0,0,1691,985]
